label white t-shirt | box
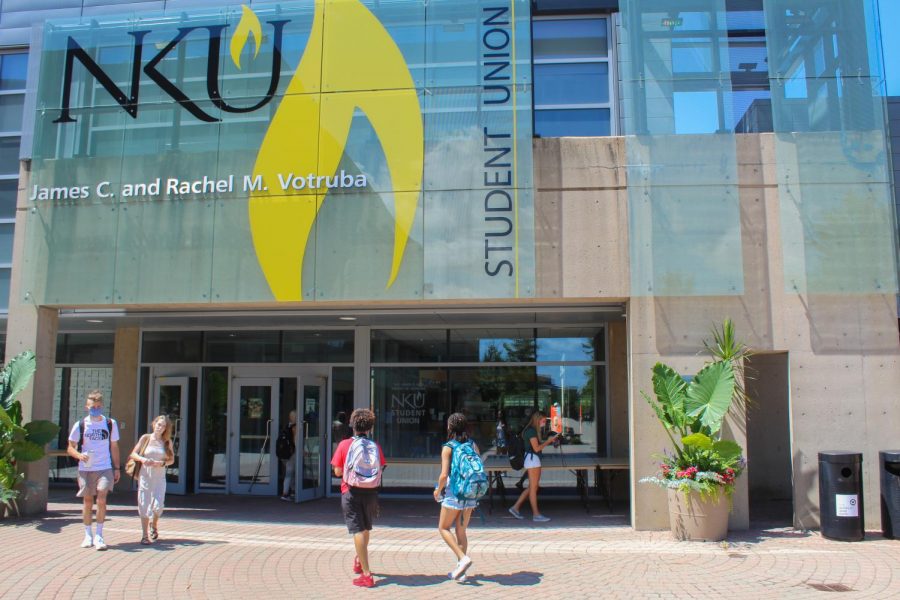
[68,416,120,472]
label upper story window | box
[533,16,614,137]
[0,51,27,313]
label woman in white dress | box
[129,415,175,544]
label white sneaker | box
[93,535,108,551]
[533,514,551,522]
[80,534,93,548]
[450,555,472,580]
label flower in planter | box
[643,432,745,502]
[639,320,750,505]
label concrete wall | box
[538,134,900,530]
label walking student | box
[129,415,175,544]
[508,410,558,522]
[434,412,485,583]
[66,390,120,550]
[330,408,386,588]
[278,410,298,501]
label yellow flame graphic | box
[230,5,262,69]
[249,0,423,301]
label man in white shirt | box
[66,390,120,550]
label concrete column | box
[111,327,140,471]
[4,160,59,515]
[4,306,57,516]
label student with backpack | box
[330,408,386,588]
[66,390,120,551]
[276,410,298,500]
[434,412,488,583]
[508,410,558,523]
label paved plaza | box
[1,489,898,599]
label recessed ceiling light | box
[338,316,357,321]
[86,319,104,323]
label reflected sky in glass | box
[879,0,900,95]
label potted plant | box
[640,320,748,541]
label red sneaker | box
[353,556,362,575]
[352,574,375,588]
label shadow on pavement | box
[112,538,216,553]
[376,571,542,588]
[462,571,543,586]
[40,488,630,530]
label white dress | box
[137,437,168,518]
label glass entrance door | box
[152,377,189,495]
[229,378,279,495]
[296,377,327,501]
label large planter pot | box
[667,488,729,541]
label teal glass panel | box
[423,188,535,299]
[425,0,531,89]
[320,0,425,93]
[27,1,534,306]
[763,0,899,293]
[219,3,316,101]
[312,190,424,301]
[620,0,744,296]
[113,197,215,304]
[209,195,277,303]
[22,202,119,305]
[423,86,533,191]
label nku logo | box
[52,1,424,303]
[54,5,287,123]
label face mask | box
[89,407,103,417]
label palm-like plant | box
[0,351,60,516]
[641,321,748,499]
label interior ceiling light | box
[338,316,357,321]
[86,319,104,323]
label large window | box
[0,52,26,311]
[533,17,614,137]
[371,326,608,464]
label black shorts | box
[341,487,379,534]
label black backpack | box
[507,430,525,471]
[275,424,295,460]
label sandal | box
[140,537,152,545]
[149,527,158,541]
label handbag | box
[125,434,151,478]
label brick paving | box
[1,490,898,599]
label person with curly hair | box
[330,408,386,588]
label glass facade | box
[371,326,608,465]
[533,16,613,136]
[0,51,26,311]
[619,0,898,296]
[22,1,536,306]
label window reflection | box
[373,367,448,458]
[449,329,535,362]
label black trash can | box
[880,451,900,539]
[818,452,864,541]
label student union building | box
[3,0,899,532]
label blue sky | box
[880,0,900,95]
